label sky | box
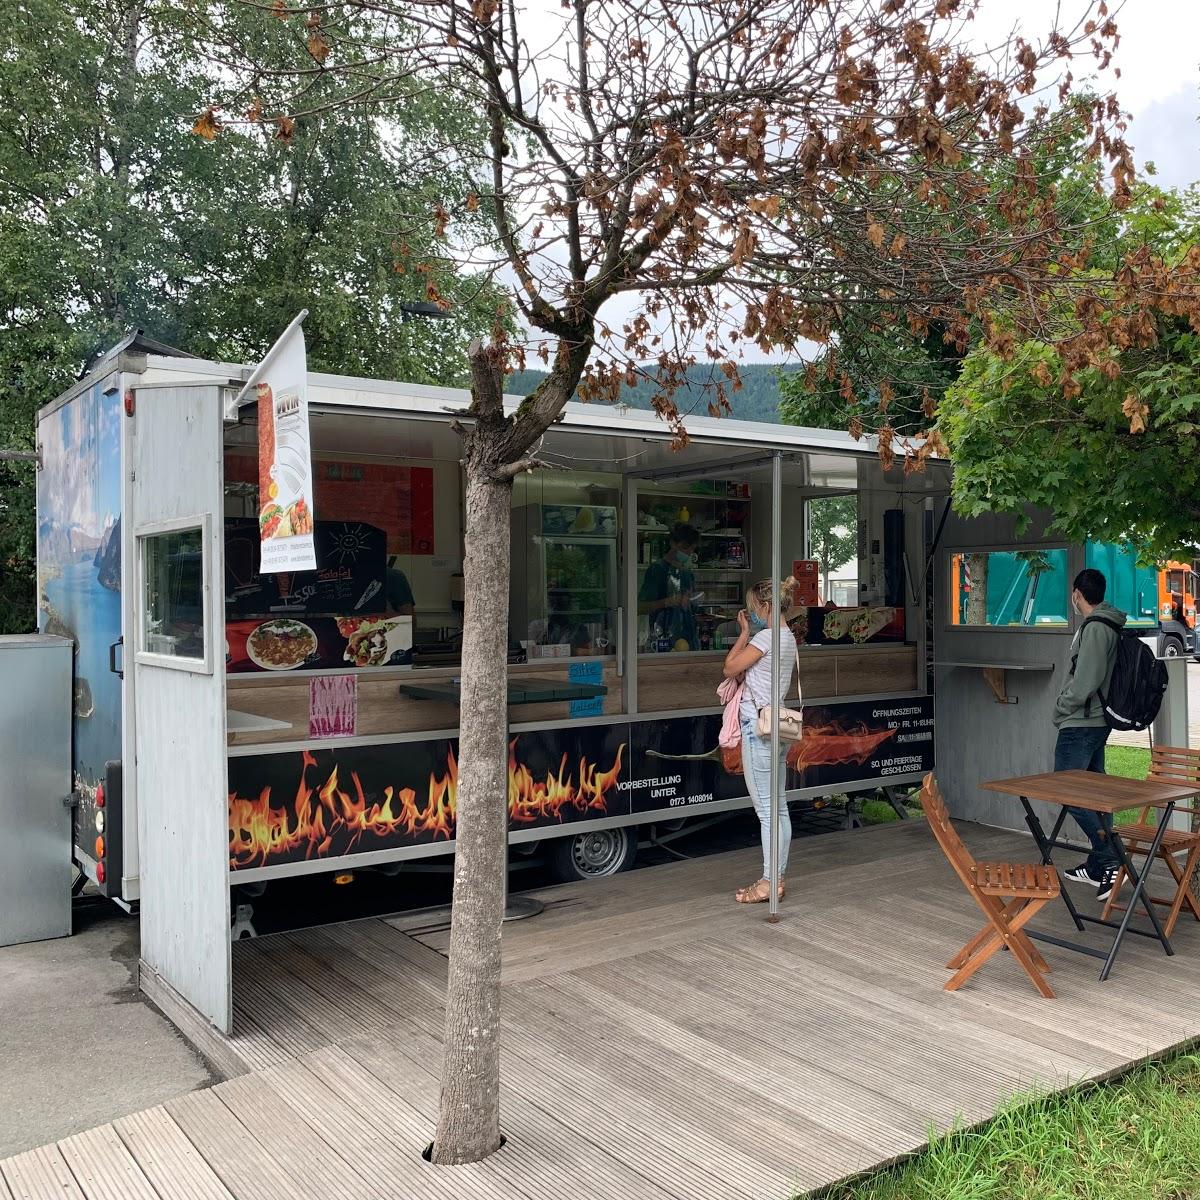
[973,0,1200,191]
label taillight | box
[95,836,105,859]
[95,810,105,834]
[96,861,106,885]
[96,783,106,809]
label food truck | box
[37,334,941,921]
[38,332,1191,1034]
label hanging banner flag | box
[237,311,316,573]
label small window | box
[139,521,211,669]
[949,549,1069,628]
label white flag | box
[248,315,316,573]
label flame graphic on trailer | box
[229,735,628,870]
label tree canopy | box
[942,184,1200,558]
[0,0,499,631]
[778,107,1200,558]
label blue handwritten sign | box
[568,660,605,718]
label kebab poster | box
[243,311,317,573]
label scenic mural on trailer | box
[37,383,123,809]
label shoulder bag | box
[750,643,804,742]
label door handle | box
[616,607,624,677]
[108,637,124,679]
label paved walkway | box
[0,904,214,1159]
[4,820,1200,1200]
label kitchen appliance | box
[511,504,619,653]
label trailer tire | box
[1163,634,1184,659]
[548,828,637,882]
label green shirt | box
[640,557,698,649]
[386,567,415,612]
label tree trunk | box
[430,331,590,1164]
[965,553,989,626]
[432,459,511,1164]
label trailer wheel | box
[548,828,637,882]
[1163,635,1184,659]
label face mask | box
[674,549,693,566]
[748,610,767,632]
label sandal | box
[735,878,786,904]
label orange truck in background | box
[1158,560,1199,657]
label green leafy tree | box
[0,0,498,631]
[777,102,1135,442]
[941,184,1200,559]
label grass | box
[861,797,906,825]
[806,1050,1200,1200]
[1107,745,1152,825]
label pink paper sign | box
[309,675,357,738]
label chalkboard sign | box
[225,518,387,617]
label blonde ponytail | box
[749,576,798,611]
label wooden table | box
[983,770,1198,980]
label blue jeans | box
[740,713,792,878]
[1054,725,1119,876]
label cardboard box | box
[791,559,821,607]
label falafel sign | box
[240,312,317,574]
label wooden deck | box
[5,819,1200,1200]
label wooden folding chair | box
[1101,744,1200,939]
[919,774,1060,998]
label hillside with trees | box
[508,363,800,425]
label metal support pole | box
[1153,656,1190,831]
[767,452,783,922]
[623,473,639,715]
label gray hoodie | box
[1054,601,1127,729]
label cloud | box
[1129,86,1200,191]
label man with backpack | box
[1054,568,1127,901]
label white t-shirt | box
[740,626,798,719]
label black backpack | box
[1074,615,1168,732]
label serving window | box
[948,548,1070,629]
[222,412,931,748]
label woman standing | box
[723,577,798,903]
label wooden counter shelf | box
[226,658,624,748]
[636,643,916,713]
[934,658,1054,705]
[225,643,918,749]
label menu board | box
[226,455,435,555]
[225,517,387,618]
